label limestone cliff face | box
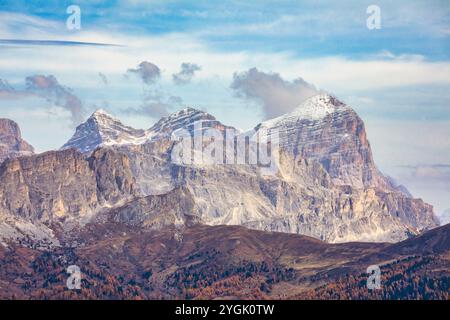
[167,152,438,243]
[255,94,390,189]
[88,147,138,205]
[0,96,441,246]
[104,186,200,230]
[0,149,97,223]
[0,119,34,163]
[0,146,142,248]
[0,147,142,224]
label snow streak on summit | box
[61,109,151,153]
[62,107,237,154]
[0,93,438,246]
[51,94,441,242]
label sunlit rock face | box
[0,95,440,247]
[61,109,150,154]
[255,93,391,189]
[0,118,34,163]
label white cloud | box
[1,19,449,95]
[0,12,62,38]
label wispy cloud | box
[398,164,450,182]
[392,163,450,213]
[230,67,320,119]
[172,63,201,85]
[0,11,61,38]
[25,75,85,125]
[0,79,26,99]
[0,75,85,125]
[124,61,183,117]
[98,72,108,85]
[123,92,183,118]
[0,39,122,47]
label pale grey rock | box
[61,109,150,153]
[168,152,437,243]
[103,186,200,229]
[0,96,440,246]
[0,118,34,163]
[254,94,391,189]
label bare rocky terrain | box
[0,94,439,246]
[0,118,34,163]
[0,93,446,299]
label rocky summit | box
[61,109,150,153]
[0,118,34,163]
[0,94,440,249]
[255,94,388,189]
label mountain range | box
[0,93,447,299]
[0,94,440,246]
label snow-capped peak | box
[149,107,218,137]
[291,93,346,120]
[92,108,109,116]
[61,109,149,153]
[61,107,239,153]
[89,109,123,124]
[260,93,348,130]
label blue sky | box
[2,0,450,59]
[0,0,449,215]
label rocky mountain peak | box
[149,107,235,138]
[90,108,115,120]
[259,93,348,130]
[255,93,386,189]
[61,109,149,153]
[290,93,348,120]
[61,107,234,153]
[149,107,215,134]
[0,97,440,246]
[0,118,34,163]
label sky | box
[0,0,449,217]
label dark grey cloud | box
[172,63,201,85]
[25,75,85,125]
[230,67,320,119]
[127,61,161,85]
